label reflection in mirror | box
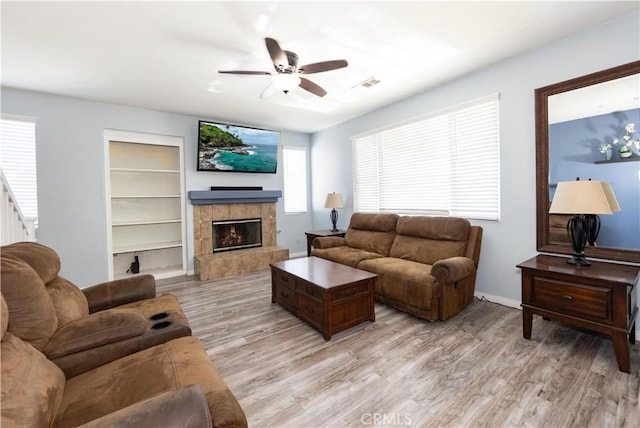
[536,61,640,263]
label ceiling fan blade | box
[298,60,348,74]
[265,37,287,69]
[299,77,327,97]
[218,70,271,75]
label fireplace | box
[212,218,262,252]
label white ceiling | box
[2,1,638,133]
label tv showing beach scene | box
[197,120,279,173]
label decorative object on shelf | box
[324,192,344,232]
[128,255,140,274]
[613,122,639,158]
[599,143,612,160]
[549,178,620,266]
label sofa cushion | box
[43,309,146,359]
[390,216,470,265]
[54,336,246,428]
[311,246,384,268]
[1,256,58,350]
[2,241,61,284]
[46,276,90,326]
[1,332,66,427]
[344,213,399,256]
[358,257,437,309]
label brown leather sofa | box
[312,213,483,321]
[0,241,247,427]
[0,295,248,428]
[0,241,192,378]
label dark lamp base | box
[567,253,590,266]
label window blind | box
[283,146,307,213]
[352,94,500,220]
[0,117,38,221]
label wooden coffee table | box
[270,257,377,340]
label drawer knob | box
[280,275,289,282]
[281,291,289,298]
[561,294,573,301]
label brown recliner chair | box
[0,241,191,378]
[0,295,248,428]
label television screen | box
[198,120,279,173]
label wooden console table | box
[305,230,346,256]
[518,255,639,373]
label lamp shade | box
[325,192,344,209]
[549,180,620,214]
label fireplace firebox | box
[212,218,262,253]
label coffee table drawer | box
[275,284,297,311]
[333,282,370,302]
[273,270,295,290]
[297,281,322,301]
[298,294,324,325]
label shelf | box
[111,195,181,199]
[114,265,186,281]
[112,241,182,254]
[107,137,186,280]
[112,219,181,227]
[111,168,180,174]
[594,157,640,164]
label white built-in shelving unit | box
[104,130,186,280]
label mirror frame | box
[536,60,640,263]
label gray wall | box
[310,12,640,307]
[1,89,311,286]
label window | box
[352,94,500,220]
[283,146,307,213]
[0,116,38,224]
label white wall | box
[310,12,640,306]
[0,89,311,286]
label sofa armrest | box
[313,236,347,249]
[431,257,476,285]
[83,275,156,313]
[43,309,146,359]
[77,385,212,428]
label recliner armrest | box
[77,384,212,428]
[313,236,346,249]
[83,275,156,313]
[43,309,146,359]
[431,256,476,285]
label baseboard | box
[289,251,308,259]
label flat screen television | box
[198,120,279,173]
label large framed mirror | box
[536,60,640,263]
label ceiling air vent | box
[353,77,381,89]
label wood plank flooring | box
[157,270,640,428]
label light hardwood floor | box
[157,270,640,428]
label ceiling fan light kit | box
[272,74,301,94]
[219,37,348,98]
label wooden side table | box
[517,254,639,373]
[305,230,346,257]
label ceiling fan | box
[218,37,348,98]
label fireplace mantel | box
[188,190,282,205]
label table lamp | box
[549,179,620,266]
[324,192,344,232]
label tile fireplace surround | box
[190,190,289,280]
